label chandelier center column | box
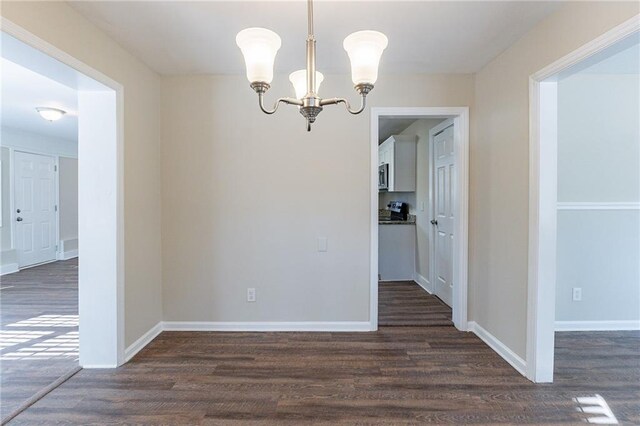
[306,0,317,97]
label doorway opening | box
[527,18,639,384]
[370,107,469,332]
[0,20,123,421]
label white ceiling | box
[1,58,78,142]
[70,1,561,76]
[378,118,417,143]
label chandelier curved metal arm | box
[320,82,372,115]
[253,83,304,114]
[236,0,387,131]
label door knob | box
[16,217,23,222]
[430,219,438,226]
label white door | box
[432,125,455,307]
[14,152,57,268]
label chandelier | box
[236,0,388,131]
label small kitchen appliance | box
[387,201,408,221]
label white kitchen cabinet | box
[378,135,417,192]
[378,224,416,281]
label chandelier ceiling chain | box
[236,0,388,131]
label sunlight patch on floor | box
[575,395,618,424]
[0,330,54,349]
[0,331,78,361]
[6,314,79,328]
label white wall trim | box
[124,322,163,362]
[2,17,126,368]
[557,202,640,210]
[0,263,19,276]
[468,321,527,376]
[414,272,433,294]
[57,249,79,261]
[370,107,470,333]
[162,321,372,332]
[555,320,640,331]
[527,17,640,383]
[117,321,373,366]
[81,364,119,369]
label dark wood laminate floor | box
[379,281,452,326]
[0,259,79,420]
[6,272,640,424]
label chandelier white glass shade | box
[235,0,388,131]
[36,107,66,122]
[236,28,282,84]
[289,69,324,100]
[343,30,388,85]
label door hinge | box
[54,165,58,172]
[55,205,58,212]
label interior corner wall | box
[473,1,640,358]
[0,1,163,347]
[160,74,475,323]
[556,72,640,323]
[58,156,78,252]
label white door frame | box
[2,18,126,368]
[370,107,469,331]
[526,16,639,383]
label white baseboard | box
[468,321,527,376]
[117,321,372,365]
[124,322,163,362]
[56,249,79,261]
[0,263,19,276]
[162,321,372,332]
[379,277,415,282]
[555,320,640,331]
[413,273,433,294]
[81,364,118,369]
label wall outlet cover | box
[572,287,582,302]
[247,287,256,302]
[318,237,328,252]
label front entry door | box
[14,151,57,268]
[432,124,455,307]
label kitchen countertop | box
[378,213,416,225]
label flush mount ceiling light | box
[36,107,66,122]
[236,0,388,131]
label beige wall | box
[161,74,474,322]
[1,1,163,347]
[473,2,639,358]
[4,0,637,364]
[58,156,78,246]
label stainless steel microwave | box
[378,164,389,191]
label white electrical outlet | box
[247,288,256,302]
[420,201,425,211]
[318,237,328,252]
[572,287,582,302]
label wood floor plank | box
[378,281,453,327]
[3,262,639,424]
[0,259,79,420]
